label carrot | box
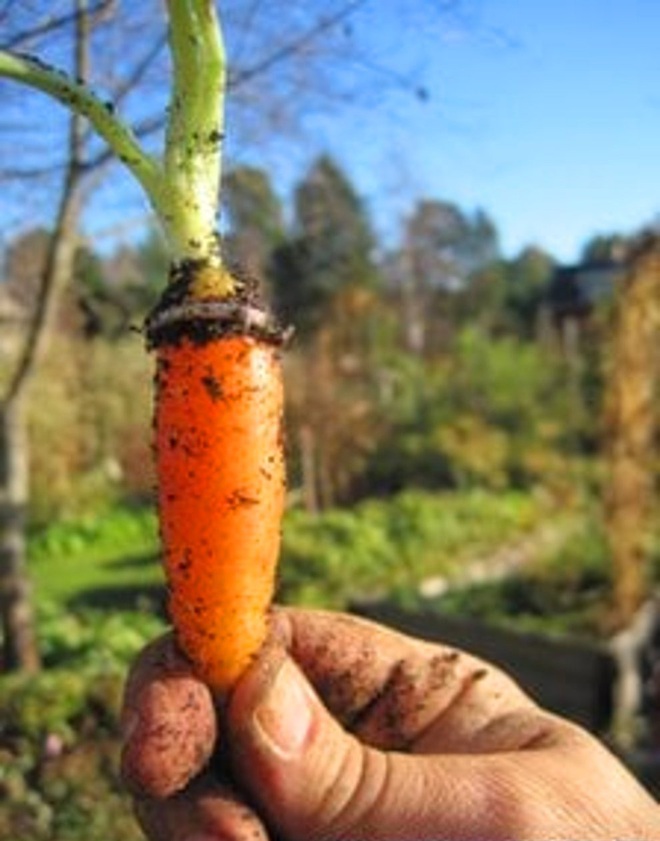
[149,303,285,692]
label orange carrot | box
[150,301,286,694]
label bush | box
[279,488,542,608]
[364,329,578,495]
[36,602,165,671]
[0,606,163,841]
[29,504,160,608]
[28,335,152,523]
[410,513,613,637]
[29,506,157,567]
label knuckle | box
[310,742,391,839]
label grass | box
[29,506,161,608]
[394,505,660,639]
[27,489,546,614]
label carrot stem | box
[164,0,226,274]
[0,1,231,284]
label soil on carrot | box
[145,260,287,349]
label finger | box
[122,634,217,798]
[134,773,271,841]
[226,644,540,841]
[276,607,536,751]
[228,647,652,841]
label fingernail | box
[252,659,313,759]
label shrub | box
[0,604,163,841]
[279,488,542,608]
[412,512,614,637]
[28,335,152,523]
[364,329,577,495]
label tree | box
[581,233,629,264]
[0,1,94,671]
[222,165,285,292]
[272,154,379,329]
[392,199,499,353]
[500,245,555,338]
[3,229,52,314]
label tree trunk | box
[603,235,660,630]
[0,396,39,671]
[0,2,88,671]
[0,184,83,670]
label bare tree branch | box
[0,163,67,179]
[110,29,166,105]
[229,0,369,89]
[0,0,114,50]
[4,0,90,404]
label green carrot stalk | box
[0,0,233,295]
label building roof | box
[546,261,623,319]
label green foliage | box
[37,602,164,671]
[73,245,106,298]
[451,327,556,430]
[224,165,285,248]
[434,414,509,489]
[29,504,160,607]
[581,232,629,263]
[29,492,541,616]
[271,155,379,330]
[366,328,577,494]
[411,514,613,637]
[503,246,555,332]
[28,335,153,522]
[0,607,162,841]
[280,489,542,608]
[30,504,156,565]
[222,166,286,295]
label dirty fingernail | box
[252,659,313,759]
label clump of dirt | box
[145,260,289,349]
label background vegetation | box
[1,148,659,836]
[0,2,658,838]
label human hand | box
[122,607,659,841]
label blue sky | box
[3,1,658,266]
[287,0,660,262]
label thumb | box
[227,651,498,841]
[227,653,392,840]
